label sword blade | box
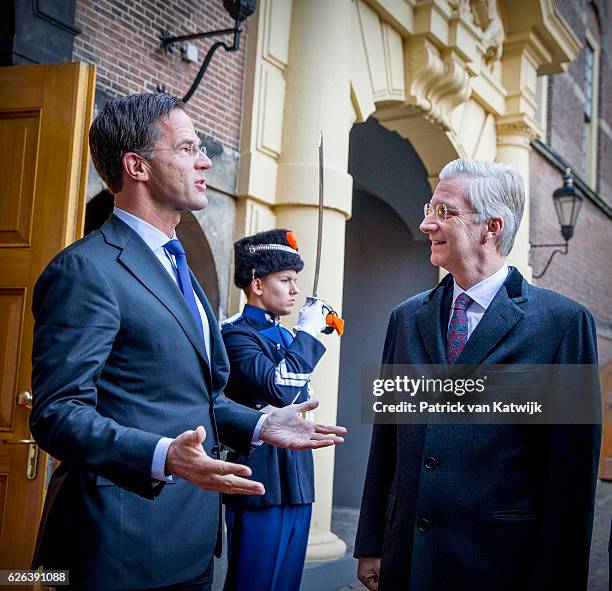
[312,131,324,298]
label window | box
[583,32,599,188]
[584,43,594,122]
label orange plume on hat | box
[286,231,299,250]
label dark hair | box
[89,93,184,193]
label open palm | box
[259,399,346,449]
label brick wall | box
[529,151,611,363]
[530,0,612,364]
[72,0,248,149]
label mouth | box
[431,240,446,246]
[195,178,207,189]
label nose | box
[195,152,212,170]
[420,213,438,235]
[291,282,298,295]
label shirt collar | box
[243,304,280,326]
[452,264,509,311]
[113,207,177,251]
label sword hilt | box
[322,303,344,336]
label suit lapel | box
[457,267,527,365]
[415,274,454,364]
[101,216,210,367]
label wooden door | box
[0,62,95,571]
[599,361,612,480]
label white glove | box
[294,297,327,337]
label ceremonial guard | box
[221,229,328,591]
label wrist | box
[164,441,176,476]
[294,324,318,337]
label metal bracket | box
[530,241,569,279]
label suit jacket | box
[354,268,601,590]
[221,305,325,507]
[30,215,262,591]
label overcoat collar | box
[415,267,528,365]
[100,215,215,371]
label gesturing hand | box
[259,399,347,450]
[165,426,265,495]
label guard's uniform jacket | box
[221,304,325,508]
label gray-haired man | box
[355,159,600,590]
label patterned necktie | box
[447,293,473,364]
[163,239,204,337]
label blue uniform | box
[221,304,325,590]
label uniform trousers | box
[223,504,312,591]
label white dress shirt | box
[449,264,509,339]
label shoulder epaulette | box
[220,312,243,328]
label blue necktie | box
[164,239,204,337]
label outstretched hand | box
[165,426,265,495]
[259,399,347,450]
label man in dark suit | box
[355,159,601,590]
[30,93,345,591]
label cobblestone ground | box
[334,480,612,591]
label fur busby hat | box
[234,229,304,289]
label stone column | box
[496,40,543,280]
[275,0,353,561]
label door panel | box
[0,112,40,246]
[0,288,26,430]
[0,62,95,572]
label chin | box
[188,194,208,210]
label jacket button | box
[424,456,438,470]
[276,343,281,350]
[417,518,432,533]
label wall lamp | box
[531,168,583,279]
[159,0,257,103]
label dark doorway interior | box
[333,118,438,510]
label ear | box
[250,277,264,297]
[483,216,503,244]
[122,152,150,183]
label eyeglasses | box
[423,202,480,221]
[142,144,208,161]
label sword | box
[309,131,344,336]
[312,131,324,298]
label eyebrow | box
[174,136,200,148]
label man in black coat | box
[355,159,601,590]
